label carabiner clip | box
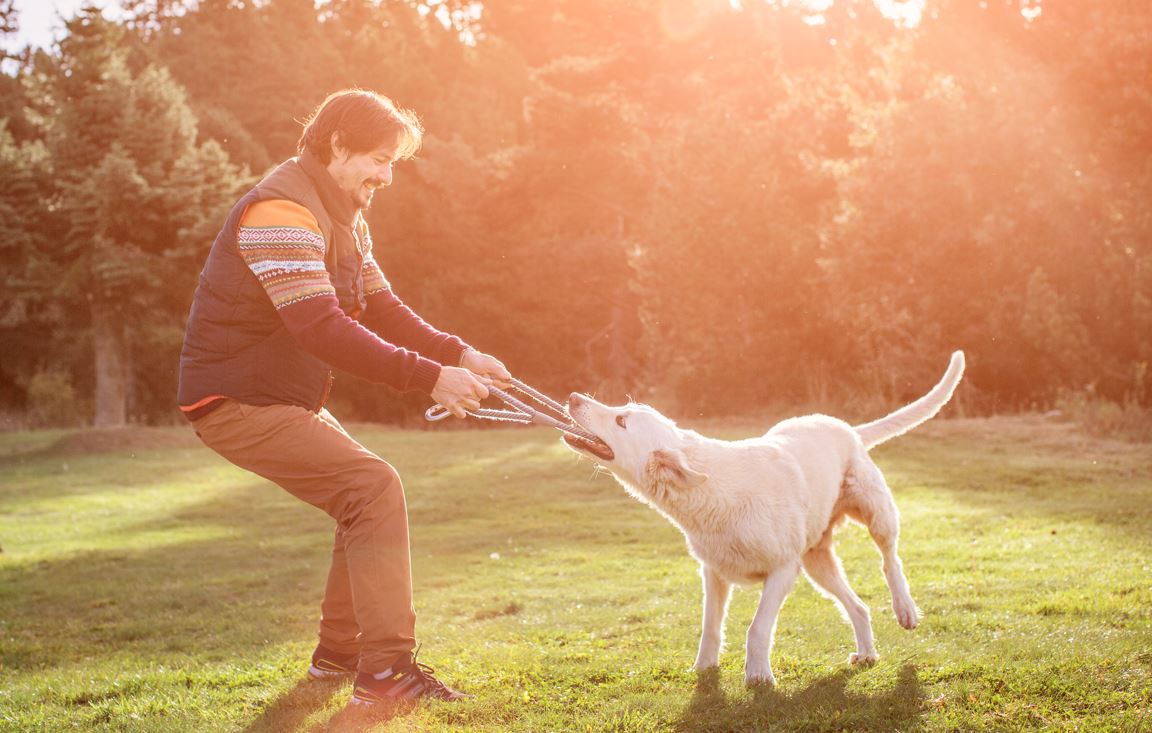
[425,404,454,422]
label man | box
[178,89,509,707]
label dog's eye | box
[615,415,627,429]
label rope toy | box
[425,378,607,450]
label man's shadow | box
[240,675,412,733]
[677,663,924,732]
[240,677,347,733]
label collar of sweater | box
[299,148,359,227]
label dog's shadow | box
[677,663,924,732]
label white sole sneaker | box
[308,664,353,680]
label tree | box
[0,121,60,422]
[27,8,247,426]
[6,0,1149,422]
[0,0,19,62]
[826,0,1152,408]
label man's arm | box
[237,200,483,402]
[357,222,511,386]
[361,283,511,387]
[355,219,471,366]
[359,278,470,367]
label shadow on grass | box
[303,698,419,733]
[241,678,345,733]
[0,480,331,674]
[676,664,923,733]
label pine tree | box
[29,8,247,426]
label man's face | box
[326,134,399,209]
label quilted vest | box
[177,151,367,411]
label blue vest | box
[178,151,367,411]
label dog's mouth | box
[562,432,615,461]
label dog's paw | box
[893,599,920,630]
[693,646,721,672]
[744,672,776,688]
[849,650,879,666]
[744,663,776,687]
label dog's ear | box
[645,449,708,490]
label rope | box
[425,378,602,444]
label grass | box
[0,415,1149,732]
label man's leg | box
[192,400,415,673]
[314,527,360,661]
[313,410,364,660]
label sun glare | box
[416,0,483,45]
[873,0,926,28]
[748,0,926,29]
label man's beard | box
[358,180,383,208]
[355,185,374,208]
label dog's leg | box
[803,545,878,665]
[694,565,731,671]
[743,562,800,686]
[852,458,919,630]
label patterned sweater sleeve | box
[356,219,472,367]
[237,199,442,394]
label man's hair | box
[297,89,423,163]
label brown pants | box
[191,399,415,673]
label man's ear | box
[329,132,347,161]
[645,449,708,490]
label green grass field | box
[1,416,1149,732]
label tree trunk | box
[92,302,129,427]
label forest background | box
[1,0,1149,430]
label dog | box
[562,352,965,686]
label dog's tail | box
[854,351,966,450]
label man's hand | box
[461,349,512,389]
[431,366,491,419]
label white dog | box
[563,352,965,686]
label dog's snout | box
[568,393,585,411]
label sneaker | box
[308,644,359,679]
[350,654,470,706]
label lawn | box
[0,415,1149,732]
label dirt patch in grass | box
[49,426,203,455]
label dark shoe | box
[350,655,470,706]
[308,644,359,679]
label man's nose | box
[379,165,393,186]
